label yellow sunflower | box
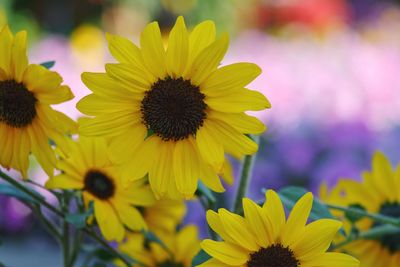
[77,16,270,199]
[143,198,187,234]
[118,225,200,267]
[0,26,76,177]
[45,137,156,241]
[199,190,359,267]
[322,151,400,267]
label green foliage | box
[0,183,42,203]
[345,203,367,223]
[278,186,335,221]
[65,202,94,229]
[191,249,211,267]
[40,61,55,69]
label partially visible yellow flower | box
[143,198,186,234]
[77,16,270,199]
[45,137,156,242]
[322,151,400,267]
[200,190,359,267]
[118,225,201,267]
[0,26,76,177]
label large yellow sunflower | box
[77,16,270,199]
[322,151,400,267]
[0,26,76,177]
[199,190,359,267]
[45,137,156,241]
[118,225,200,267]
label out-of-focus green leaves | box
[192,249,211,267]
[278,186,335,221]
[40,61,55,69]
[65,202,94,229]
[0,183,42,203]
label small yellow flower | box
[77,16,270,199]
[46,137,156,242]
[143,198,187,234]
[0,26,76,177]
[118,225,201,267]
[323,151,400,267]
[200,190,359,267]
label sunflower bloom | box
[0,26,76,177]
[77,16,270,198]
[118,225,200,267]
[143,198,186,234]
[323,151,400,267]
[200,190,359,267]
[45,137,156,241]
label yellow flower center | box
[0,80,37,128]
[247,244,300,267]
[83,170,115,200]
[140,77,207,141]
[374,202,400,252]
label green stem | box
[61,193,71,267]
[0,170,132,267]
[233,135,260,213]
[326,204,400,227]
[31,204,61,240]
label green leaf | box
[65,202,94,229]
[91,248,115,262]
[0,183,40,203]
[192,249,211,267]
[40,61,55,69]
[363,224,400,240]
[145,128,155,139]
[278,186,335,221]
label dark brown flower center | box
[247,244,300,267]
[157,260,183,267]
[0,80,37,128]
[84,170,115,200]
[373,202,400,252]
[140,77,207,141]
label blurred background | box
[1,0,400,265]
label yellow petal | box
[188,33,229,85]
[187,20,216,69]
[243,198,273,247]
[197,258,226,267]
[263,190,286,243]
[175,225,199,263]
[218,208,258,251]
[76,94,137,116]
[0,26,13,75]
[140,21,166,78]
[149,138,174,199]
[106,33,143,66]
[78,112,140,137]
[94,201,125,242]
[166,16,189,77]
[196,120,224,171]
[11,30,28,82]
[23,64,63,93]
[120,136,158,184]
[206,88,271,113]
[105,63,153,92]
[35,85,74,105]
[173,138,199,197]
[199,163,225,193]
[81,72,144,99]
[116,204,147,231]
[281,192,313,247]
[291,219,342,261]
[209,119,258,157]
[45,174,83,189]
[201,63,261,96]
[201,240,249,266]
[208,111,266,135]
[304,252,359,267]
